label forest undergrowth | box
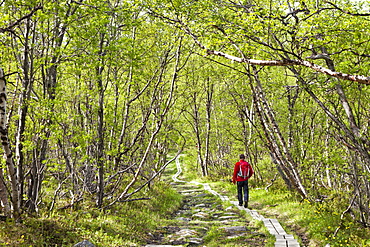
[0,164,183,246]
[1,155,370,246]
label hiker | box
[232,154,254,208]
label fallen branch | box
[265,173,278,191]
[118,197,151,202]
[58,197,83,210]
[333,195,357,237]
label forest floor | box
[144,181,269,247]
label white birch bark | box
[0,68,20,218]
[0,167,10,216]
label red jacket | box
[233,160,254,183]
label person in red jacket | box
[232,154,254,208]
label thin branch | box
[326,1,370,17]
[105,163,137,184]
[57,197,83,210]
[180,25,370,85]
[195,52,248,75]
[0,6,43,34]
[70,0,99,9]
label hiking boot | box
[238,202,243,206]
[244,201,248,208]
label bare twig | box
[118,197,151,202]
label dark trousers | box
[237,180,249,204]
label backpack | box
[237,161,252,179]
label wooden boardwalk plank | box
[263,219,287,235]
[274,237,300,246]
[275,244,288,247]
[275,235,295,240]
[286,243,300,247]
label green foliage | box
[0,0,369,245]
[0,181,182,246]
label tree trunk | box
[192,92,206,176]
[0,68,20,219]
[96,32,106,208]
[204,78,213,177]
[0,167,10,216]
[249,65,307,198]
[14,16,35,210]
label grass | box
[0,180,183,246]
[201,215,274,247]
[205,176,370,247]
[250,187,370,247]
[156,154,370,247]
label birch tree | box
[0,67,20,219]
[0,2,42,218]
